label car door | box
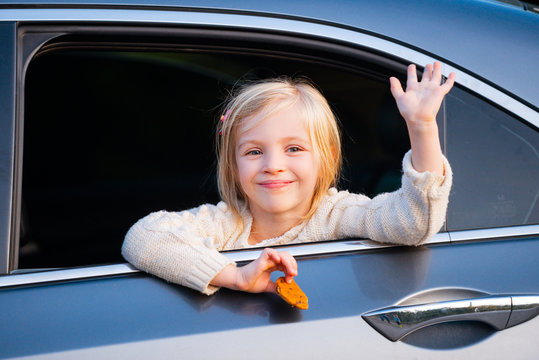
[2,238,539,359]
[0,4,538,359]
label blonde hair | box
[216,77,342,224]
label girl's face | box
[235,105,318,221]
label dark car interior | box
[19,30,411,269]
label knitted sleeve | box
[121,203,236,295]
[321,150,452,245]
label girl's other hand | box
[389,61,455,127]
[237,248,298,293]
[211,248,298,293]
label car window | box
[19,34,410,269]
[445,86,538,230]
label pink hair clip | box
[219,109,232,135]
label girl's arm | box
[389,62,455,176]
[122,208,298,295]
[122,209,234,295]
[301,63,455,246]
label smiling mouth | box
[258,180,294,189]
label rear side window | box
[445,86,538,230]
[20,36,409,269]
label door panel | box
[1,237,538,358]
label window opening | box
[20,35,410,269]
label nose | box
[262,150,285,174]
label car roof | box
[3,0,539,109]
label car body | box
[0,0,538,359]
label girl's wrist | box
[407,121,444,175]
[405,118,439,136]
[210,263,240,290]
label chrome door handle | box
[362,294,539,341]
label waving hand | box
[388,62,456,175]
[390,61,455,125]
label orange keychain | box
[275,277,309,310]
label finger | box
[432,61,443,84]
[421,63,433,82]
[279,252,298,282]
[267,248,282,265]
[406,64,418,88]
[262,248,279,262]
[389,77,404,99]
[270,254,293,279]
[256,248,279,271]
[441,72,456,93]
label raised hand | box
[389,62,456,176]
[211,248,298,293]
[390,62,455,126]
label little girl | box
[122,62,455,295]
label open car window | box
[19,30,411,269]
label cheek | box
[235,158,253,189]
[296,154,319,185]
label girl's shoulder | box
[137,201,236,232]
[321,187,372,208]
[188,201,232,217]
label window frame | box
[0,21,17,275]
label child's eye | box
[246,149,262,156]
[286,146,302,153]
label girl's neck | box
[248,212,304,245]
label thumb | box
[389,76,404,99]
[266,280,277,294]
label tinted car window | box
[445,86,539,230]
[20,43,408,269]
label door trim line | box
[1,225,537,288]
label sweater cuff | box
[402,150,453,199]
[185,249,234,295]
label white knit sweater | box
[122,151,452,295]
